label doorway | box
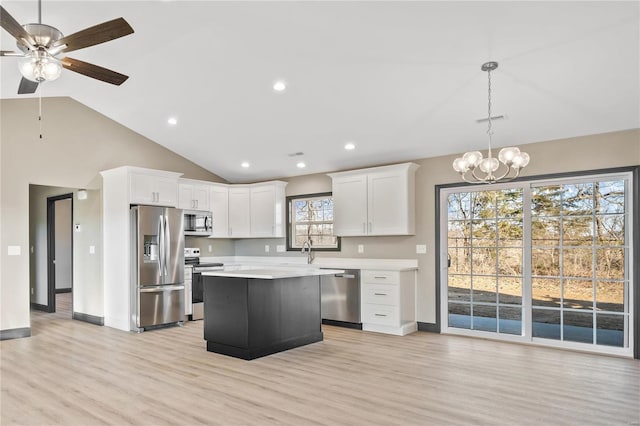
[439,171,634,357]
[47,193,74,315]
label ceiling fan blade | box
[0,6,35,47]
[18,77,39,94]
[61,57,129,85]
[54,17,134,54]
[1,50,23,56]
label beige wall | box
[1,97,224,332]
[233,129,640,323]
[2,95,638,332]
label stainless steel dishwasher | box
[320,269,362,329]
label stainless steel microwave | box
[184,211,212,236]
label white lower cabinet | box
[361,269,416,336]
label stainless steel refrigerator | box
[131,205,185,331]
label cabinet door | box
[178,184,194,209]
[250,185,276,237]
[332,174,368,236]
[130,173,156,204]
[193,185,209,211]
[228,187,250,237]
[155,176,178,207]
[210,185,229,238]
[367,170,407,235]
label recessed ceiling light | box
[241,162,250,168]
[273,80,287,92]
[167,117,177,125]
[296,162,306,169]
[344,142,356,150]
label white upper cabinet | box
[329,162,419,236]
[250,182,287,238]
[209,184,229,238]
[228,186,251,238]
[214,181,287,239]
[330,174,368,235]
[178,179,210,211]
[129,168,181,207]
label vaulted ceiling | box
[1,1,638,182]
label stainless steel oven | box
[185,248,223,320]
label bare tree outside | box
[446,179,628,347]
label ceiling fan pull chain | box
[38,87,43,139]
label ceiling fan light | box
[498,147,520,165]
[18,51,62,82]
[462,151,483,167]
[41,58,62,81]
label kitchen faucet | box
[301,239,314,264]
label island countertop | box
[201,267,344,280]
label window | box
[286,192,340,251]
[440,171,634,356]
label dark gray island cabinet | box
[202,268,342,360]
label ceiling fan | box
[0,0,134,94]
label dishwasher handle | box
[334,273,356,279]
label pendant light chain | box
[486,67,493,158]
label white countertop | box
[202,267,344,280]
[198,256,418,272]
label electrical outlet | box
[416,244,427,254]
[357,244,364,254]
[276,245,286,253]
[89,245,95,254]
[265,245,270,253]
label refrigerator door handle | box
[140,284,185,293]
[158,214,164,281]
[164,213,170,280]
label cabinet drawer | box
[362,304,399,326]
[362,270,399,285]
[363,284,398,306]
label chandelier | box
[453,61,530,184]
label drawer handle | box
[374,313,387,317]
[373,292,387,296]
[374,276,387,279]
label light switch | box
[89,245,96,254]
[357,244,364,254]
[416,244,427,254]
[8,245,21,256]
[208,245,213,253]
[264,245,270,253]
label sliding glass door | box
[441,172,633,356]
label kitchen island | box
[201,268,342,360]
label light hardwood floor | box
[2,304,639,426]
